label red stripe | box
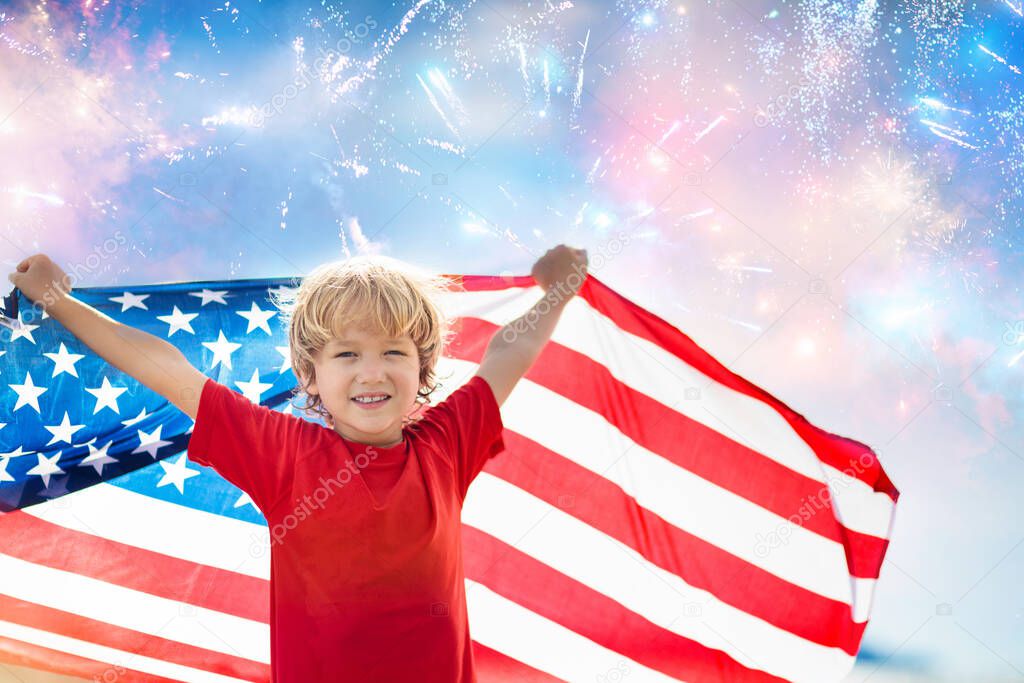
[578,275,899,503]
[464,525,792,683]
[0,633,193,683]
[454,274,899,508]
[478,429,867,655]
[0,509,571,682]
[0,611,566,683]
[844,527,891,579]
[0,593,269,682]
[472,641,566,682]
[0,509,269,622]
[448,315,890,579]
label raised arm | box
[8,254,208,420]
[475,245,588,407]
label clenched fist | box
[8,254,73,312]
[531,244,588,296]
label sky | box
[1,0,1023,679]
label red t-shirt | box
[188,374,506,682]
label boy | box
[9,245,588,682]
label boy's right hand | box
[8,253,73,311]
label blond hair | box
[272,255,457,423]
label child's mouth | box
[351,394,391,410]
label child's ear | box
[297,369,318,396]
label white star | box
[202,330,242,370]
[236,302,277,335]
[85,377,128,414]
[109,291,150,312]
[275,345,292,374]
[42,342,86,378]
[9,313,39,344]
[26,451,65,488]
[10,372,47,413]
[0,458,12,483]
[235,369,273,403]
[43,411,86,446]
[156,306,199,337]
[133,425,173,459]
[157,453,200,494]
[268,285,298,305]
[189,289,230,306]
[0,445,33,459]
[121,408,151,427]
[36,474,70,499]
[234,490,257,510]
[78,439,118,476]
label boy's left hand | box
[531,244,588,296]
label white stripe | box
[436,355,855,604]
[0,619,255,683]
[0,552,269,663]
[852,577,877,623]
[822,464,897,538]
[22,483,271,580]
[438,287,895,540]
[465,579,679,683]
[464,474,856,683]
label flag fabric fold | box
[0,273,897,682]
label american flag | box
[0,273,898,682]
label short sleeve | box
[188,378,305,515]
[414,374,506,502]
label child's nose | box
[355,358,387,382]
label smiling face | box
[305,324,423,448]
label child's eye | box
[334,351,404,358]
